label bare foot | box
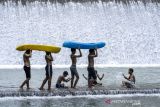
[47,88,52,91]
[73,87,77,90]
[20,86,23,89]
[39,88,45,90]
[27,87,31,90]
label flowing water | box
[0,67,160,107]
[0,0,160,65]
[0,0,160,107]
[1,67,160,89]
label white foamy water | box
[1,64,160,69]
[0,94,160,101]
[0,1,160,65]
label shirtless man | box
[87,49,98,88]
[39,52,53,90]
[122,68,136,88]
[20,49,32,89]
[56,71,71,88]
[70,48,82,88]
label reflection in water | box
[20,100,32,107]
[0,95,160,107]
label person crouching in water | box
[20,49,32,89]
[122,68,136,88]
[87,49,98,88]
[56,71,71,88]
[70,48,82,88]
[39,52,53,90]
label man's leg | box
[88,74,93,88]
[39,77,48,90]
[73,71,79,88]
[20,66,30,89]
[20,79,27,88]
[47,65,53,90]
[48,77,52,90]
[71,74,74,88]
[70,68,74,88]
[26,78,30,89]
[87,67,91,88]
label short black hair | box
[89,49,94,53]
[71,48,76,52]
[63,71,68,76]
[26,49,31,54]
[129,68,134,73]
[46,51,50,55]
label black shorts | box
[24,66,31,79]
[45,65,52,77]
[56,83,64,88]
[87,67,97,80]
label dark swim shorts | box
[24,66,31,79]
[56,83,64,88]
[70,65,79,77]
[45,65,52,77]
[87,67,97,80]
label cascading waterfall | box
[0,0,160,65]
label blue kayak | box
[63,41,105,49]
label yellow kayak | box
[16,44,61,53]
